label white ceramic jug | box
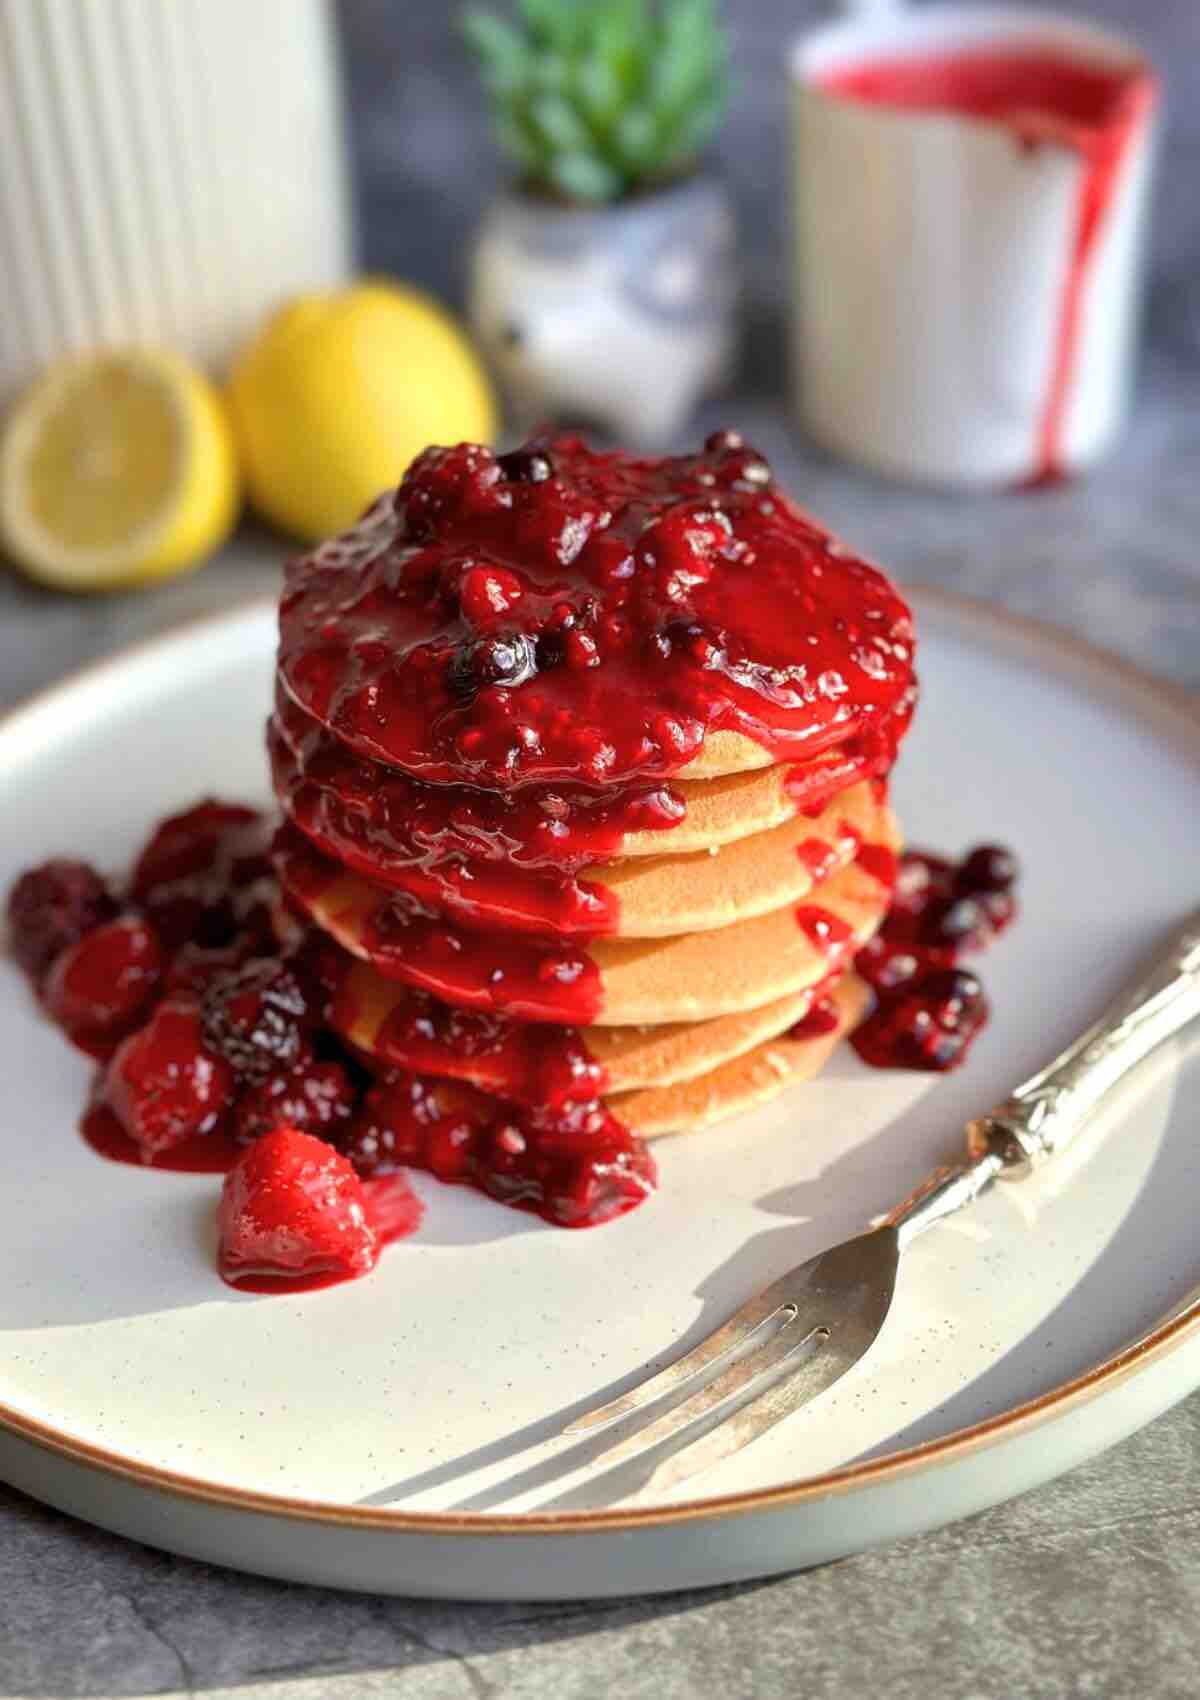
[789,4,1159,486]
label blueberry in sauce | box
[497,446,554,484]
[957,844,1019,894]
[448,630,539,697]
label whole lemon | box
[227,281,497,542]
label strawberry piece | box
[104,999,236,1158]
[218,1127,378,1284]
[43,915,163,1057]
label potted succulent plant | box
[463,0,737,445]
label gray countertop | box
[2,350,1199,1697]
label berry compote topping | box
[335,975,609,1110]
[794,905,855,955]
[277,433,917,788]
[343,1072,655,1230]
[8,797,660,1285]
[130,800,276,955]
[271,685,891,941]
[274,824,605,1026]
[852,844,1018,1071]
[270,681,683,879]
[270,693,632,938]
[233,1058,358,1147]
[787,996,842,1039]
[201,958,316,1084]
[782,737,899,813]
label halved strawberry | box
[217,1127,378,1286]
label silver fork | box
[563,909,1200,1496]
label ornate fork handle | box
[889,910,1200,1245]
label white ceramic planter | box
[468,178,738,445]
[789,5,1159,487]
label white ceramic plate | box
[2,588,1200,1599]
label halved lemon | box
[0,348,240,592]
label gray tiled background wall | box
[338,0,1198,354]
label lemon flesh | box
[1,350,240,592]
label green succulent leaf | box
[463,0,731,201]
[529,52,571,95]
[495,111,543,172]
[460,10,528,89]
[573,51,623,128]
[610,106,661,173]
[517,0,576,49]
[548,150,624,202]
[528,91,591,152]
[665,75,728,159]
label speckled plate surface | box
[2,588,1200,1599]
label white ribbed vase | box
[0,0,353,401]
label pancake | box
[623,760,833,855]
[596,778,888,937]
[338,951,843,1097]
[271,690,883,888]
[277,822,897,1026]
[263,433,918,1216]
[358,974,867,1144]
[585,983,831,1086]
[675,728,775,780]
[614,974,869,1137]
[279,749,887,940]
[589,857,889,1024]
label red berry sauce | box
[81,1103,242,1173]
[852,844,1018,1071]
[276,433,916,790]
[274,823,606,1026]
[233,1058,357,1147]
[787,997,841,1040]
[343,1073,654,1230]
[338,978,609,1110]
[101,999,237,1159]
[269,683,900,943]
[269,436,916,951]
[222,1174,426,1295]
[270,678,680,875]
[10,796,659,1289]
[794,904,855,956]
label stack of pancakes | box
[270,433,916,1150]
